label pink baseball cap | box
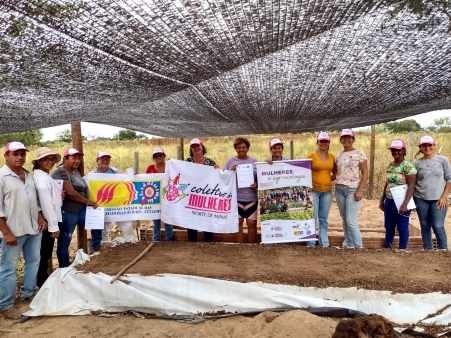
[317,132,330,141]
[269,138,283,148]
[418,135,435,145]
[63,148,84,157]
[388,139,406,150]
[340,129,354,137]
[189,138,202,146]
[96,151,111,160]
[152,148,165,155]
[4,141,29,153]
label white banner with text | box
[161,160,238,233]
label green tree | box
[55,129,87,143]
[0,129,43,147]
[112,129,148,141]
[430,116,451,132]
[383,119,422,133]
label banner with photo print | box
[84,173,164,222]
[161,160,238,233]
[256,160,314,244]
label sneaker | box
[0,306,21,320]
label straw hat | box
[32,147,61,165]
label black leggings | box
[187,229,214,242]
[37,228,55,288]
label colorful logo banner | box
[256,160,314,244]
[161,160,238,233]
[84,173,164,222]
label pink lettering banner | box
[161,160,238,233]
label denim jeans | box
[307,190,332,247]
[91,229,103,251]
[0,232,42,310]
[414,197,448,250]
[335,184,363,248]
[102,221,136,244]
[152,219,174,241]
[383,198,411,250]
[57,207,86,268]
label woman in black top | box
[51,148,98,267]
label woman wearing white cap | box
[32,147,63,287]
[51,148,98,267]
[335,129,368,248]
[305,132,337,247]
[145,148,173,241]
[186,138,217,242]
[379,139,417,250]
[87,151,136,247]
[265,138,289,163]
[413,135,451,250]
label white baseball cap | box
[189,138,202,146]
[96,151,111,160]
[152,148,165,155]
[4,141,29,154]
[418,135,435,145]
[340,129,354,137]
[269,138,283,148]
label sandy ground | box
[2,199,451,337]
[0,310,340,338]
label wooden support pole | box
[71,122,88,253]
[368,125,376,199]
[176,146,181,160]
[290,140,294,160]
[179,138,184,160]
[132,151,140,233]
[408,131,414,161]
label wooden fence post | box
[179,138,184,160]
[176,146,181,160]
[290,140,294,160]
[408,132,414,161]
[133,151,140,232]
[71,122,88,253]
[368,125,376,199]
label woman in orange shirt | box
[306,132,337,247]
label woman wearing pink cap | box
[51,148,98,267]
[379,139,416,250]
[305,132,337,247]
[335,129,368,248]
[145,148,173,242]
[87,151,136,248]
[224,137,258,243]
[186,138,217,242]
[265,138,289,163]
[413,135,451,250]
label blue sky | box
[40,109,451,141]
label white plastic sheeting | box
[25,250,451,325]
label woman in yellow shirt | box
[306,132,337,247]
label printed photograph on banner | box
[256,160,315,244]
[259,186,314,222]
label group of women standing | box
[33,131,450,283]
[380,135,451,251]
[32,147,138,286]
